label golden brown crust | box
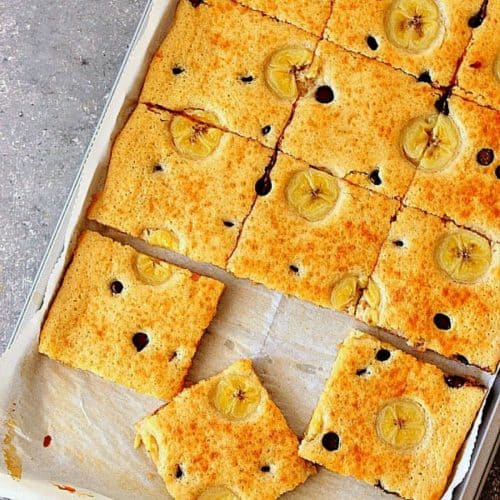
[358,206,500,371]
[299,331,485,500]
[39,231,224,400]
[280,40,439,198]
[135,359,316,499]
[456,0,500,110]
[325,0,481,86]
[228,152,399,310]
[88,105,273,268]
[139,0,318,147]
[405,96,500,241]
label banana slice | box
[143,228,180,252]
[401,114,460,172]
[376,398,428,450]
[385,0,442,53]
[170,110,223,160]
[494,53,500,82]
[198,486,239,500]
[265,47,314,100]
[211,374,262,420]
[331,274,367,312]
[135,253,174,285]
[357,278,381,325]
[435,229,491,283]
[286,168,339,222]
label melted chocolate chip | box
[434,313,452,330]
[175,465,183,479]
[260,465,271,473]
[393,239,404,247]
[375,349,391,362]
[495,166,500,179]
[240,75,254,83]
[172,66,184,75]
[322,432,340,451]
[132,332,149,352]
[315,85,334,104]
[369,169,382,185]
[453,354,469,365]
[289,264,299,273]
[417,70,432,84]
[261,125,271,135]
[110,280,124,294]
[444,375,466,388]
[435,87,452,115]
[169,351,178,362]
[189,0,204,6]
[468,2,487,28]
[223,220,235,227]
[153,164,164,172]
[255,173,272,196]
[476,148,494,166]
[366,35,379,50]
[356,368,367,376]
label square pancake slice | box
[325,0,482,87]
[134,359,316,499]
[139,0,318,148]
[88,104,273,268]
[235,0,332,36]
[456,0,500,110]
[299,331,485,500]
[280,40,438,198]
[228,153,399,311]
[405,95,500,241]
[39,231,224,401]
[356,206,500,371]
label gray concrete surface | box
[0,1,497,498]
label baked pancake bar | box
[325,0,482,86]
[300,331,485,500]
[39,231,224,400]
[405,95,500,241]
[140,0,318,147]
[89,104,273,268]
[235,0,332,36]
[135,359,316,499]
[457,0,500,110]
[228,152,399,311]
[280,40,438,198]
[356,206,500,371]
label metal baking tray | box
[5,0,499,497]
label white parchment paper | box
[0,0,494,498]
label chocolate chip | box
[369,169,382,185]
[175,465,183,479]
[110,280,124,294]
[153,164,164,172]
[476,148,494,166]
[132,332,149,352]
[393,240,404,247]
[260,465,271,472]
[169,351,178,362]
[172,66,184,75]
[223,220,235,227]
[366,35,378,50]
[289,264,299,273]
[495,166,500,179]
[375,349,391,361]
[468,3,487,28]
[189,0,204,6]
[315,85,334,104]
[417,70,432,84]
[356,368,367,376]
[434,89,451,115]
[261,125,271,135]
[240,75,254,83]
[321,432,340,451]
[255,174,272,196]
[434,313,452,330]
[453,354,469,365]
[444,375,466,388]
